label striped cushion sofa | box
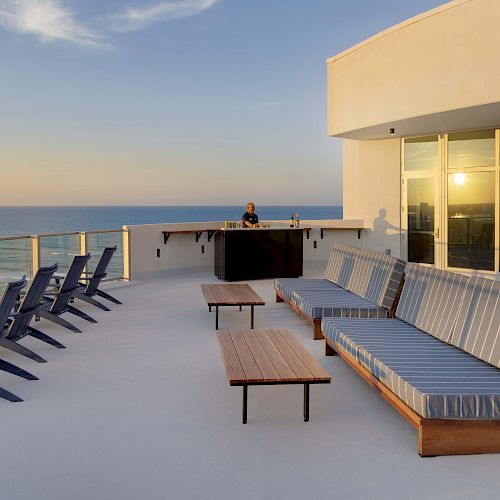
[322,263,500,457]
[274,243,405,339]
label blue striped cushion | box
[324,243,357,288]
[450,277,500,369]
[274,278,340,301]
[291,290,387,320]
[344,248,405,309]
[396,263,469,342]
[322,317,500,419]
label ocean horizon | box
[0,205,343,236]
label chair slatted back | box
[51,254,91,314]
[0,279,27,330]
[7,264,58,339]
[85,246,116,296]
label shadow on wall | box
[365,208,401,255]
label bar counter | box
[214,227,303,281]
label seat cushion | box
[450,276,500,369]
[291,289,387,320]
[396,263,469,342]
[322,317,500,419]
[274,278,340,301]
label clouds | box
[0,0,218,48]
[112,0,219,33]
[0,0,105,47]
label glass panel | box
[407,178,435,264]
[0,238,33,292]
[404,136,439,171]
[85,232,124,279]
[447,171,495,270]
[448,129,495,169]
[39,234,81,274]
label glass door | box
[402,136,441,265]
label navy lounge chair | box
[0,278,39,402]
[1,264,61,364]
[73,246,122,311]
[37,254,96,333]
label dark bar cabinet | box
[214,228,303,281]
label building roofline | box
[326,0,471,64]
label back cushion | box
[450,277,500,368]
[345,248,405,308]
[396,263,468,341]
[324,243,356,288]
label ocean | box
[0,206,342,236]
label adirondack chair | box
[0,278,39,402]
[73,246,122,311]
[37,254,96,333]
[1,264,61,364]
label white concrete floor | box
[0,269,499,500]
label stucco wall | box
[125,221,364,280]
[328,0,500,138]
[342,138,402,256]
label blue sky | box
[0,0,446,205]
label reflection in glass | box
[404,136,439,171]
[448,129,495,169]
[447,172,495,270]
[407,178,434,264]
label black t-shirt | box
[242,211,259,227]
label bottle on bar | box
[289,213,294,228]
[295,213,300,228]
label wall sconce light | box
[389,128,395,135]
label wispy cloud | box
[0,0,218,49]
[111,0,218,32]
[0,0,106,48]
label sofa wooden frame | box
[325,337,500,457]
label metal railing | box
[0,229,127,292]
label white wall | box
[342,138,402,257]
[327,0,500,139]
[125,221,364,280]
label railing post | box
[123,227,130,281]
[79,232,87,273]
[31,235,40,277]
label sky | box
[0,0,447,206]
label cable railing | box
[0,229,127,292]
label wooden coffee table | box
[201,284,265,329]
[216,328,331,423]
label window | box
[447,172,495,270]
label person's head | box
[246,202,255,214]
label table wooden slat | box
[201,284,265,306]
[241,329,281,382]
[253,330,297,381]
[229,330,263,382]
[277,329,332,381]
[216,331,247,384]
[266,329,314,380]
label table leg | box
[304,384,310,422]
[242,385,248,424]
[250,305,254,328]
[216,306,219,330]
[239,305,242,312]
[209,305,212,312]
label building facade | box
[327,0,500,278]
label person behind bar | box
[241,202,260,228]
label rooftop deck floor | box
[1,268,500,500]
